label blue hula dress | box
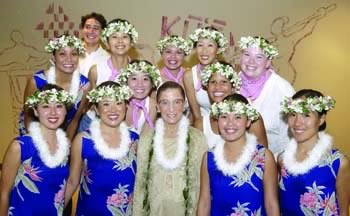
[18,70,89,135]
[208,144,267,216]
[279,149,342,216]
[8,135,69,216]
[75,129,139,216]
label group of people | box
[0,11,349,216]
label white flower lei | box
[153,116,189,170]
[156,36,193,56]
[28,122,70,168]
[211,100,259,121]
[47,66,81,101]
[90,119,131,160]
[45,35,85,54]
[238,36,278,59]
[87,85,132,104]
[201,62,242,91]
[101,21,138,44]
[281,96,335,114]
[189,28,228,54]
[117,60,161,87]
[214,133,257,176]
[25,88,73,108]
[282,132,332,176]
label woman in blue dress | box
[64,81,138,216]
[279,89,350,216]
[197,93,279,216]
[20,34,89,140]
[0,84,73,216]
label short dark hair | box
[156,81,186,102]
[80,12,107,29]
[222,93,249,104]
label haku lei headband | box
[281,96,335,114]
[25,89,74,108]
[239,36,278,59]
[101,20,138,43]
[211,100,259,121]
[189,27,228,54]
[45,35,85,54]
[87,85,132,103]
[156,35,193,56]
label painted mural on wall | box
[0,2,337,133]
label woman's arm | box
[336,155,350,216]
[87,65,98,90]
[183,69,203,130]
[0,140,21,216]
[197,153,210,216]
[64,133,83,207]
[263,149,280,216]
[248,114,268,148]
[23,76,38,130]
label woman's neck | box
[296,134,319,155]
[54,68,73,84]
[164,122,179,138]
[111,54,129,69]
[84,42,100,54]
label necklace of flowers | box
[143,115,192,215]
[90,118,131,160]
[214,133,257,176]
[162,67,184,84]
[28,122,70,168]
[282,132,332,176]
[153,116,189,170]
[47,66,80,101]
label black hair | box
[222,93,249,104]
[156,81,186,102]
[292,89,328,131]
[80,12,107,29]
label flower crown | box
[117,61,162,87]
[45,35,85,54]
[201,62,242,92]
[25,89,74,108]
[101,21,138,44]
[211,100,259,121]
[281,96,336,114]
[239,36,278,59]
[156,36,193,56]
[87,85,132,104]
[189,28,228,54]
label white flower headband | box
[281,96,335,114]
[239,36,278,59]
[189,28,228,54]
[25,89,74,108]
[117,61,162,87]
[101,21,138,44]
[87,85,132,104]
[45,35,85,54]
[201,62,242,92]
[211,100,259,121]
[156,36,193,56]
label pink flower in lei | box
[54,188,65,204]
[107,191,128,207]
[23,164,42,182]
[300,192,318,209]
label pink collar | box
[161,67,184,84]
[239,69,272,101]
[130,98,154,130]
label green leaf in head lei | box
[25,89,74,108]
[211,100,259,121]
[45,35,85,54]
[281,96,335,114]
[239,36,278,59]
[156,35,193,56]
[87,85,132,104]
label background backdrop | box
[1,0,349,159]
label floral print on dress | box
[299,181,338,216]
[80,158,93,195]
[319,150,342,178]
[8,206,14,215]
[106,184,133,216]
[112,141,137,175]
[279,165,289,191]
[14,157,43,201]
[228,201,262,216]
[54,180,66,216]
[229,148,265,192]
